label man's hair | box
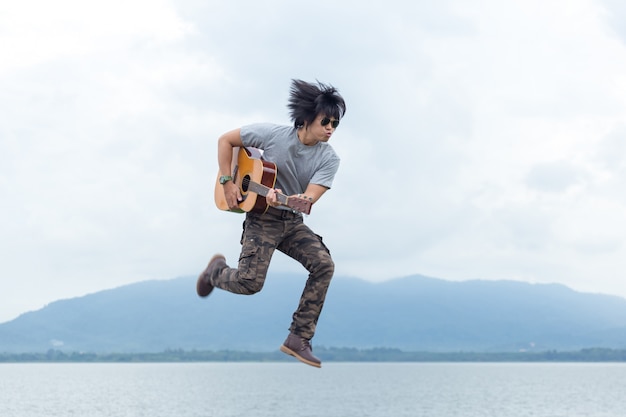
[288,79,346,128]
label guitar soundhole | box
[241,175,250,193]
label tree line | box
[2,347,626,363]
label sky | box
[1,0,626,323]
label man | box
[197,79,346,368]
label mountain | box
[1,274,626,353]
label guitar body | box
[215,147,277,213]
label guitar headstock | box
[286,195,313,215]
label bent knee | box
[316,256,335,278]
[240,279,264,295]
[326,258,335,276]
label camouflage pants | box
[211,207,334,340]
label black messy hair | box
[288,79,346,128]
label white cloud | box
[525,161,588,193]
[0,0,192,75]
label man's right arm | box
[217,129,244,210]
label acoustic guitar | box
[214,147,313,214]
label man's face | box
[307,114,339,143]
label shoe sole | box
[280,345,322,368]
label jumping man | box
[197,79,346,368]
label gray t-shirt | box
[240,123,340,196]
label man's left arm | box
[301,184,329,205]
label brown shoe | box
[280,333,321,368]
[196,254,226,297]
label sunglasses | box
[321,117,340,128]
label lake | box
[1,362,624,416]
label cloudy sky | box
[1,0,626,323]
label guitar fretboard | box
[242,177,289,206]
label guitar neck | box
[246,180,290,206]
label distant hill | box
[1,274,626,353]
